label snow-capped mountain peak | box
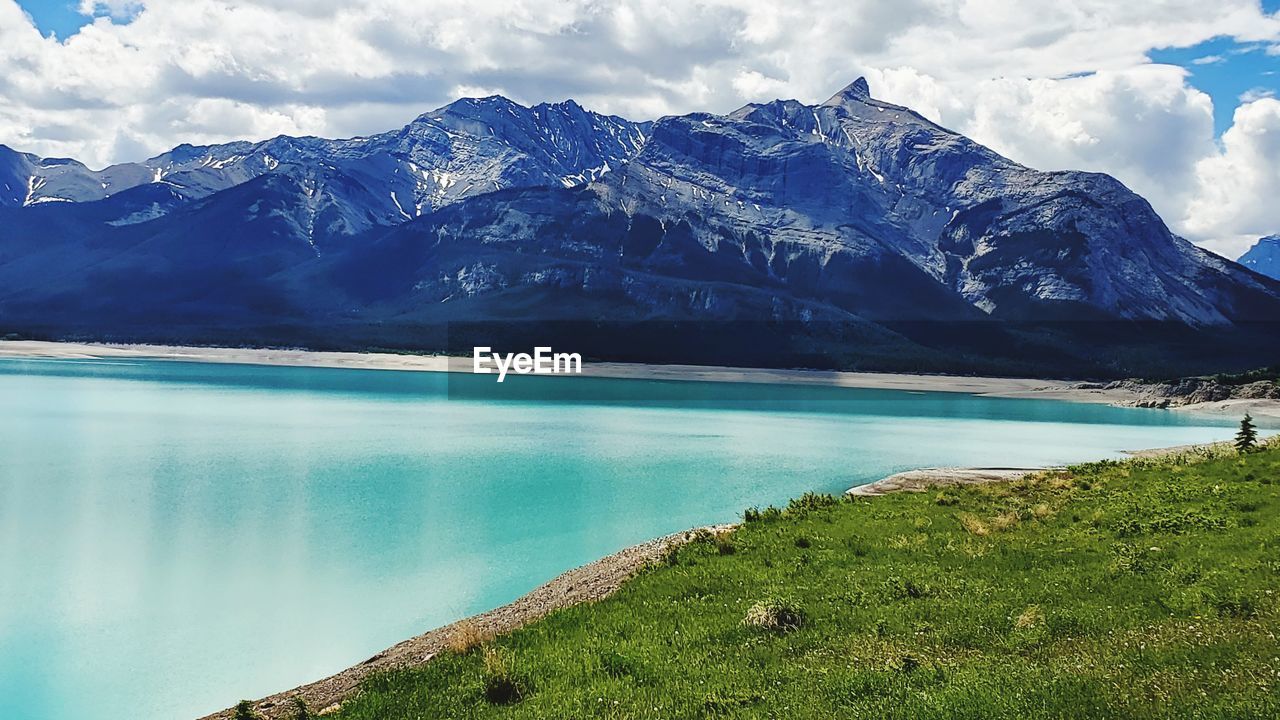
[0,95,649,244]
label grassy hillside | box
[320,442,1279,720]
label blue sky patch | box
[17,0,91,39]
[1150,38,1279,135]
[1149,7,1280,135]
[16,1,140,40]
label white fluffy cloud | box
[865,66,1225,247]
[948,67,1216,215]
[869,66,1280,258]
[1,0,1278,255]
[1183,98,1280,252]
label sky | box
[2,1,1278,258]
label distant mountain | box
[0,98,646,247]
[1239,235,1280,281]
[1,79,1278,377]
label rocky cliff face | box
[1101,378,1280,409]
[1,79,1278,376]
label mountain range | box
[2,78,1277,377]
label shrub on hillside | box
[691,527,737,555]
[743,505,782,523]
[934,491,961,506]
[1211,590,1260,619]
[743,600,805,632]
[447,619,493,654]
[882,575,933,600]
[716,536,737,555]
[786,492,840,515]
[599,649,641,678]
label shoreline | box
[204,438,1254,720]
[843,440,1246,497]
[199,525,735,720]
[3,339,1277,418]
[845,467,1044,496]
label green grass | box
[333,443,1280,719]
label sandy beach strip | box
[0,338,1117,399]
[5,338,1278,418]
[0,339,457,373]
[844,439,1263,498]
[845,467,1044,497]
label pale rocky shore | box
[844,439,1259,498]
[845,467,1042,497]
[3,339,1277,418]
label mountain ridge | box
[0,96,648,244]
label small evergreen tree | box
[1235,413,1258,453]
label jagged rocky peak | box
[823,76,872,106]
[424,94,521,119]
[1246,234,1280,250]
[537,98,585,114]
[0,91,648,226]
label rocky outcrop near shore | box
[1096,378,1280,409]
[846,467,1041,496]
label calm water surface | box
[0,358,1254,720]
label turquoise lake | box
[0,358,1259,720]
